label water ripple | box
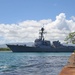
[0,52,71,75]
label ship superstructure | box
[34,27,51,48]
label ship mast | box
[39,27,46,41]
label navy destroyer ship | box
[7,27,75,52]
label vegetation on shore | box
[0,48,11,51]
[65,32,75,44]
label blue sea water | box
[0,51,71,75]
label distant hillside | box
[0,43,75,48]
[0,44,7,48]
[63,43,75,46]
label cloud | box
[0,13,75,44]
[71,16,75,21]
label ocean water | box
[0,51,71,75]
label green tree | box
[65,32,75,44]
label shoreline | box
[0,48,11,51]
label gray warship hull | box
[7,44,75,52]
[6,27,75,52]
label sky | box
[0,0,75,44]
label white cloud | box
[71,16,75,21]
[0,13,75,44]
